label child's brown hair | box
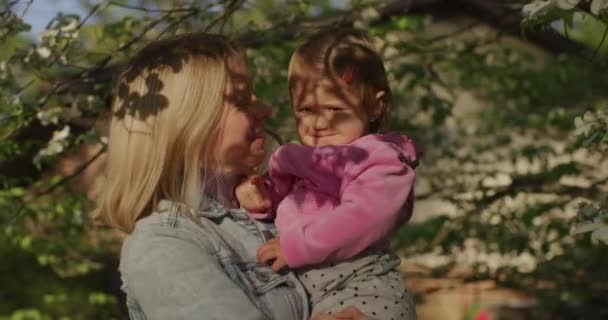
[288,28,392,132]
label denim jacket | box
[119,199,310,320]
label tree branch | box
[108,1,197,14]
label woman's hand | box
[256,237,287,272]
[311,307,370,320]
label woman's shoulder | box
[121,201,217,261]
[128,201,208,236]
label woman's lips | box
[250,127,266,153]
[251,128,266,141]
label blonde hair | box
[288,28,393,132]
[96,33,241,233]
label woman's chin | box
[248,138,266,159]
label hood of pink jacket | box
[379,132,422,168]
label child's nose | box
[313,114,330,130]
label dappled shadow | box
[284,145,371,209]
[112,33,239,122]
[113,73,168,121]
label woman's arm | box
[123,230,268,320]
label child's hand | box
[235,174,272,213]
[256,237,287,272]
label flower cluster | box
[35,126,71,164]
[36,103,82,127]
[573,109,608,152]
[573,203,608,245]
[523,0,608,20]
[31,15,81,63]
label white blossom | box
[361,7,380,21]
[24,49,32,63]
[514,251,537,273]
[523,0,608,17]
[36,126,71,159]
[546,242,565,260]
[37,107,62,126]
[522,1,554,18]
[36,46,52,59]
[554,0,582,9]
[481,173,512,187]
[353,19,368,30]
[489,215,502,225]
[38,100,82,126]
[385,33,400,44]
[574,219,608,245]
[39,29,59,46]
[591,0,608,14]
[53,125,70,140]
[573,111,596,136]
[590,225,608,245]
[60,19,79,33]
[0,61,7,80]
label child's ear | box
[369,90,387,122]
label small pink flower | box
[475,309,491,320]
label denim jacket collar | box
[157,196,250,221]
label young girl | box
[236,29,419,319]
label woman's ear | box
[369,90,387,122]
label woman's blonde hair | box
[96,33,241,233]
[288,28,392,132]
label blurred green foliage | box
[1,0,607,318]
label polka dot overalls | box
[297,250,417,320]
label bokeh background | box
[1,0,607,319]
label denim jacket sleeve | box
[121,223,269,320]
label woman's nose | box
[250,96,271,121]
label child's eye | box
[298,107,313,113]
[328,107,344,112]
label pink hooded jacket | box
[250,133,420,268]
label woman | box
[96,33,368,319]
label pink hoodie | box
[251,133,420,268]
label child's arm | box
[235,164,297,220]
[278,143,416,268]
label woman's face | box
[210,56,271,175]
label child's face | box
[291,76,368,147]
